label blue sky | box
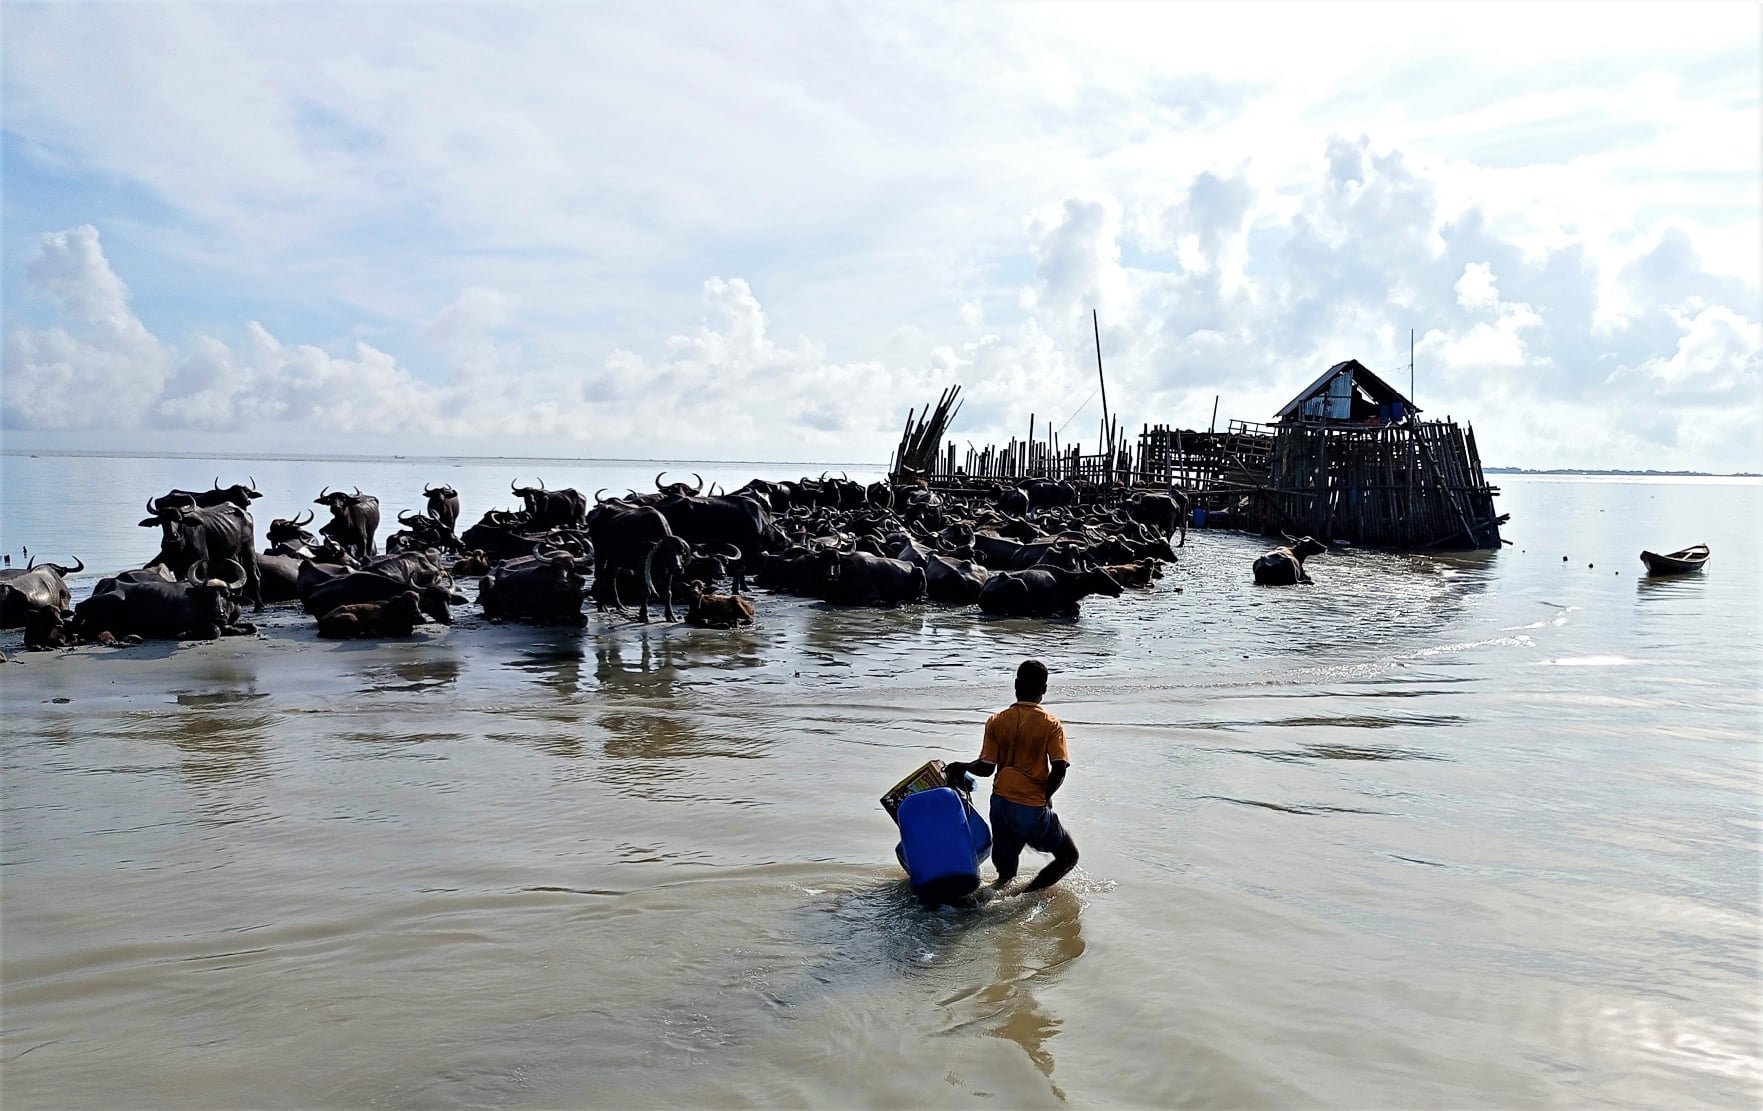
[3,1,1759,469]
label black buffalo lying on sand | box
[386,510,461,554]
[977,566,1123,618]
[72,560,254,641]
[302,567,462,627]
[479,552,588,625]
[1252,536,1328,585]
[0,557,83,629]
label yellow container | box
[880,760,949,822]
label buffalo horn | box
[690,473,703,495]
[46,556,85,576]
[656,471,668,491]
[352,486,361,497]
[296,508,315,528]
[511,478,523,494]
[719,542,743,564]
[188,559,210,584]
[398,509,420,526]
[220,558,248,592]
[212,475,221,490]
[424,483,436,496]
[594,488,609,504]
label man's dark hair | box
[1015,659,1049,701]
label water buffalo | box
[977,566,1123,618]
[0,557,83,628]
[586,502,677,620]
[511,479,588,530]
[149,478,262,514]
[314,487,381,560]
[1124,490,1189,546]
[254,551,307,603]
[684,581,755,628]
[423,484,461,533]
[72,559,253,641]
[301,555,463,626]
[1100,559,1163,588]
[823,551,925,607]
[1253,536,1328,585]
[653,493,772,593]
[386,510,460,554]
[264,509,319,556]
[655,472,703,498]
[317,591,426,639]
[139,499,263,611]
[924,553,989,605]
[478,552,588,625]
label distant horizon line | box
[0,447,889,469]
[3,448,1755,480]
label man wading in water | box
[946,659,1080,894]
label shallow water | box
[2,457,1759,1107]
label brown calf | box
[317,591,425,639]
[1100,559,1163,588]
[684,580,755,628]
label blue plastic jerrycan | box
[895,786,993,905]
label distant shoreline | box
[1,449,1753,479]
[1484,467,1760,478]
[0,448,887,468]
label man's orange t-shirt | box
[980,701,1069,807]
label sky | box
[2,1,1759,470]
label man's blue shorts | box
[989,795,1069,875]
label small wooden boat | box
[1639,544,1710,575]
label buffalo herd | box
[2,470,1336,652]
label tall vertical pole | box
[1410,328,1415,413]
[1093,309,1111,455]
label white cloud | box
[2,4,1759,471]
[2,226,168,429]
[1455,263,1499,311]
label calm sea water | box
[1,453,1758,1108]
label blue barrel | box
[896,787,989,904]
[1192,507,1208,527]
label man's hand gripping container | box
[882,761,992,905]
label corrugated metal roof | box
[1273,359,1419,420]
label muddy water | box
[2,458,1759,1107]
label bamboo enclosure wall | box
[888,389,1506,550]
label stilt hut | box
[1254,360,1505,549]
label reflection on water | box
[790,878,1088,1099]
[593,634,683,699]
[1636,573,1711,601]
[507,637,589,698]
[386,652,463,691]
